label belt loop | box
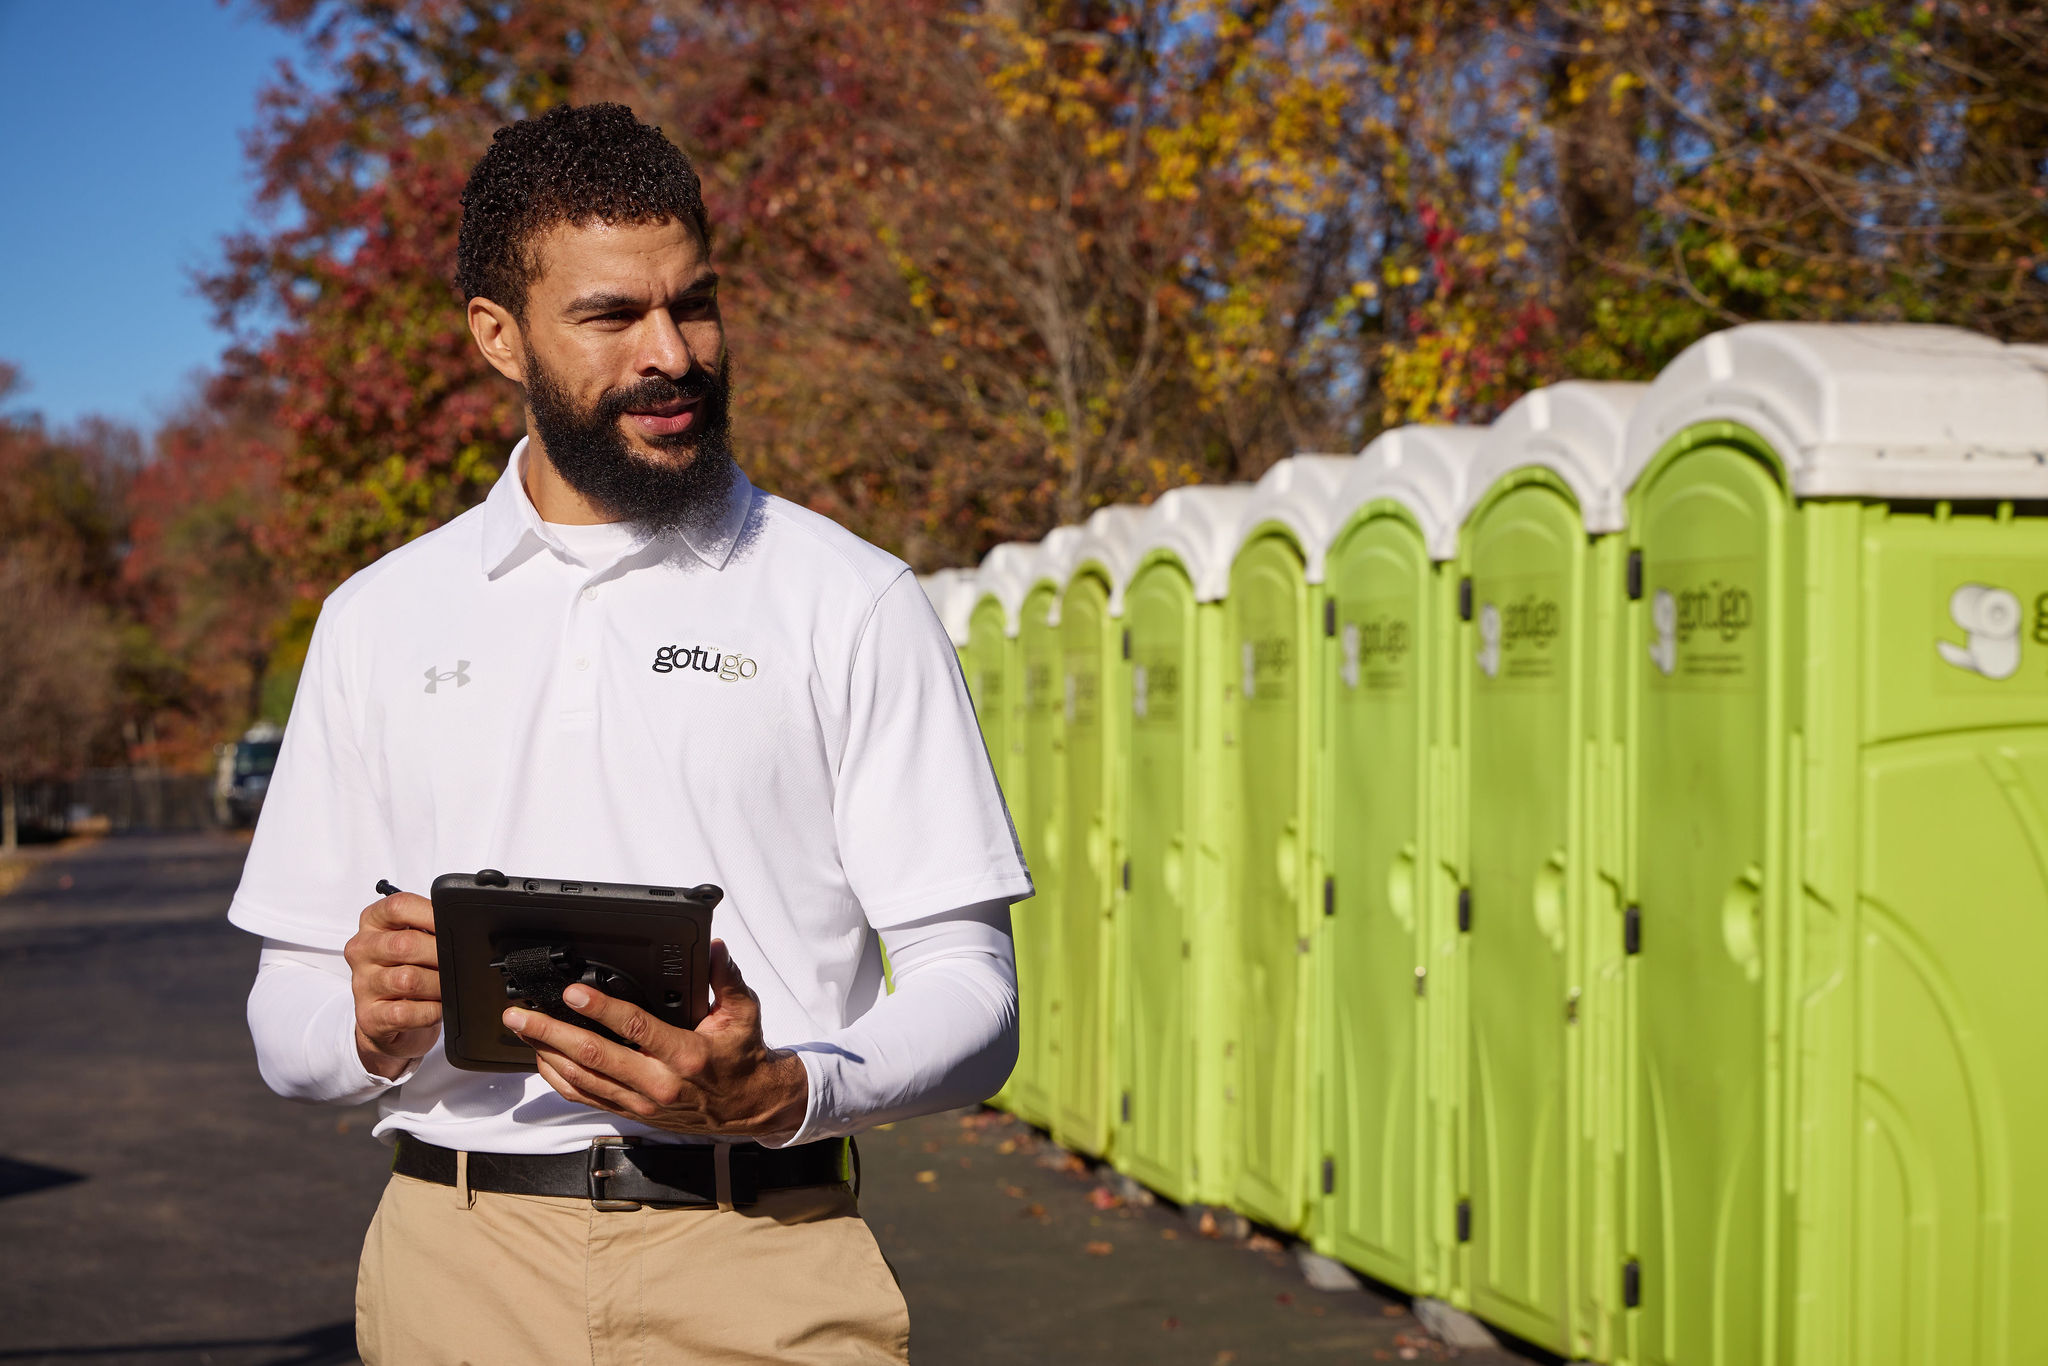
[714,1142,735,1212]
[454,1149,474,1211]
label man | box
[233,103,1030,1365]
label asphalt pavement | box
[0,832,1532,1365]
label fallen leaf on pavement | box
[997,1139,1017,1155]
[1089,1187,1123,1210]
[1159,1228,1179,1241]
[1380,1305,1405,1317]
[1274,1292,1293,1306]
[1213,1352,1237,1365]
[1247,1233,1282,1253]
[1002,1184,1028,1199]
[1161,1317,1179,1330]
[1084,1240,1114,1256]
[1023,1202,1046,1218]
[915,1170,937,1185]
[1197,1210,1220,1238]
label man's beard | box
[523,346,738,541]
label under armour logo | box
[424,661,471,694]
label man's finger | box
[705,940,761,1029]
[361,997,441,1037]
[533,1054,640,1118]
[504,1007,671,1095]
[363,891,435,935]
[373,927,439,969]
[367,963,441,1002]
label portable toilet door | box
[1114,484,1254,1206]
[1452,381,1640,1359]
[967,546,1037,845]
[1225,454,1355,1234]
[1315,426,1483,1299]
[1053,507,1147,1158]
[1620,323,2048,1366]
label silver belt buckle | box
[587,1136,642,1211]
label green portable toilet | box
[1113,483,1254,1206]
[1051,506,1148,1158]
[1313,425,1484,1300]
[962,540,1040,1122]
[1453,381,1641,1360]
[966,540,1073,1130]
[1007,526,1086,1130]
[1617,323,2048,1366]
[1225,453,1356,1234]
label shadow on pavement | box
[0,1321,356,1365]
[0,1158,85,1202]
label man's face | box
[514,218,735,532]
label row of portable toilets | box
[916,325,2048,1366]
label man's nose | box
[634,312,698,378]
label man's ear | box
[467,297,526,384]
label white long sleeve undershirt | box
[247,899,1018,1147]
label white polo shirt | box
[229,439,1031,1152]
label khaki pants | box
[356,1172,910,1365]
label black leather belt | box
[392,1134,852,1210]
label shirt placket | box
[559,561,609,728]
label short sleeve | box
[227,599,394,950]
[836,572,1032,929]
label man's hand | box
[504,940,809,1139]
[342,891,440,1079]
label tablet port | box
[560,883,581,894]
[648,887,675,896]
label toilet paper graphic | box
[1648,588,1678,676]
[1937,583,2021,680]
[1475,602,1501,678]
[1340,622,1361,690]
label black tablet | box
[431,869,722,1073]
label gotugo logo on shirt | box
[652,643,759,681]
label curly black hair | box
[455,103,710,317]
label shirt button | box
[575,657,591,672]
[581,586,598,601]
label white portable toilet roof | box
[1622,323,2048,500]
[1028,524,1088,625]
[1332,425,1488,563]
[915,568,977,648]
[972,541,1041,637]
[1463,380,1645,534]
[1065,505,1151,613]
[1128,483,1255,603]
[1234,454,1356,583]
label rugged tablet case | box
[432,869,722,1073]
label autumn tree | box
[207,0,2047,594]
[0,364,130,847]
[120,376,294,768]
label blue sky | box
[0,0,306,432]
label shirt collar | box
[479,436,754,578]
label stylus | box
[375,879,403,897]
